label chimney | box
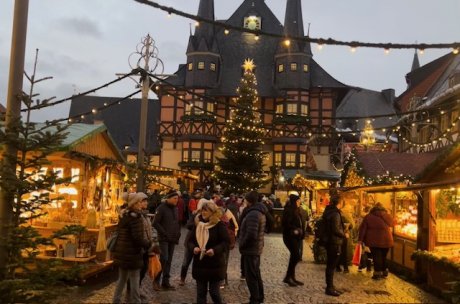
[381,89,395,103]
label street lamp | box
[360,120,376,149]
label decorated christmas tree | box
[214,59,269,193]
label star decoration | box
[242,58,256,72]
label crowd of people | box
[110,188,394,303]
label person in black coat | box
[153,190,181,290]
[239,191,267,304]
[281,193,305,287]
[323,195,347,297]
[112,192,152,304]
[188,201,229,304]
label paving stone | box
[55,229,447,304]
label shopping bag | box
[352,243,362,266]
[148,254,162,279]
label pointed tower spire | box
[284,0,311,55]
[194,0,215,49]
[411,49,420,71]
[185,0,220,88]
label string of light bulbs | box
[22,68,140,112]
[133,0,460,52]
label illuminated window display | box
[394,192,418,240]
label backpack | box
[314,215,329,247]
[221,209,236,250]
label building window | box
[198,62,205,70]
[194,101,204,115]
[187,63,193,71]
[290,63,297,71]
[191,150,201,162]
[300,154,306,167]
[182,150,189,162]
[303,64,309,72]
[300,104,308,116]
[287,103,297,115]
[210,63,216,71]
[278,64,284,73]
[286,153,296,167]
[207,102,214,114]
[185,103,192,115]
[276,104,283,114]
[274,153,282,166]
[204,151,212,163]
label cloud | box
[55,17,102,38]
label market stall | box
[23,123,126,280]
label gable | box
[72,132,123,161]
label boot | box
[325,288,341,296]
[292,275,304,286]
[372,271,384,280]
[283,276,297,287]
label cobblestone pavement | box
[58,229,446,304]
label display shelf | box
[36,255,96,263]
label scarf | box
[195,220,217,260]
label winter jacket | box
[239,202,267,256]
[282,204,305,239]
[323,204,346,246]
[112,210,151,269]
[358,206,394,248]
[153,202,181,244]
[188,217,229,282]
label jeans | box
[156,241,176,285]
[180,246,194,280]
[113,267,141,304]
[325,243,341,289]
[196,279,222,304]
[283,235,301,279]
[242,255,264,304]
[370,247,389,272]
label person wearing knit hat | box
[188,200,228,304]
[112,192,152,304]
[281,193,304,287]
[153,189,181,290]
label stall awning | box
[304,170,341,181]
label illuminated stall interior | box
[22,124,126,265]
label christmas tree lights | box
[214,59,269,193]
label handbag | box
[148,254,162,279]
[352,243,362,266]
[106,231,118,251]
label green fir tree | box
[214,59,269,193]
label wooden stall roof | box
[355,151,439,178]
[417,141,460,182]
[38,123,125,162]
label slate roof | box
[166,0,348,96]
[336,87,397,131]
[69,96,160,154]
[396,52,454,111]
[355,151,439,178]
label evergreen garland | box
[214,63,269,193]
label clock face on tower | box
[244,16,261,30]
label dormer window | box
[198,62,205,70]
[210,63,216,71]
[278,64,284,73]
[244,16,261,30]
